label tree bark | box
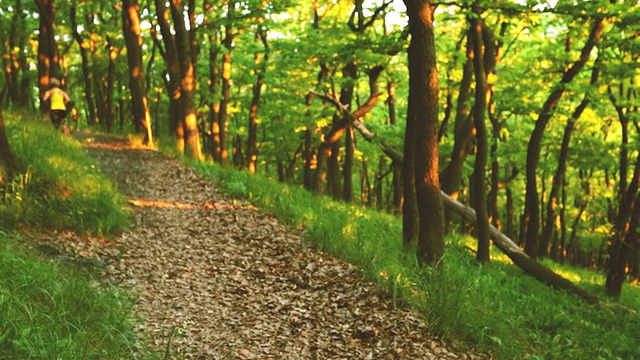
[605,131,640,297]
[70,6,97,126]
[218,0,236,166]
[404,0,445,265]
[155,0,183,145]
[440,57,474,200]
[34,0,58,107]
[170,0,200,160]
[246,29,268,173]
[442,191,600,303]
[468,12,490,263]
[540,64,600,257]
[122,0,153,144]
[0,109,20,187]
[3,0,28,107]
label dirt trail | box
[41,133,482,359]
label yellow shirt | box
[49,88,67,110]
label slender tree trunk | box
[404,0,445,265]
[440,58,474,198]
[246,30,268,173]
[206,30,221,162]
[122,0,153,144]
[387,81,403,214]
[218,0,235,166]
[70,6,97,126]
[343,126,355,202]
[303,127,314,190]
[105,40,117,131]
[340,63,357,201]
[522,18,604,257]
[4,0,26,106]
[606,179,640,298]
[468,13,491,263]
[540,64,600,257]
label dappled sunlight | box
[128,198,258,211]
[81,137,154,150]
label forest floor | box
[28,132,483,359]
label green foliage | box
[188,159,640,360]
[0,231,142,360]
[0,115,131,235]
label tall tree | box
[539,61,601,258]
[155,0,184,146]
[70,5,97,126]
[170,0,201,159]
[218,0,236,166]
[468,7,490,263]
[404,0,445,265]
[122,0,154,144]
[3,0,29,107]
[246,28,269,173]
[34,0,58,106]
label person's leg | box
[50,111,61,129]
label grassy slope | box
[187,158,640,360]
[0,114,146,359]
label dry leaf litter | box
[28,133,485,360]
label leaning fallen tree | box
[350,120,601,304]
[441,192,600,304]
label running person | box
[42,78,71,134]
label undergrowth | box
[1,113,131,235]
[0,230,142,359]
[0,113,144,359]
[188,159,640,360]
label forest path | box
[49,133,478,359]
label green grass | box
[0,113,147,359]
[1,113,131,235]
[187,159,640,360]
[0,231,142,360]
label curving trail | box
[44,133,482,359]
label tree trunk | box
[122,0,154,144]
[218,0,235,166]
[522,18,604,257]
[4,0,27,106]
[155,0,183,144]
[34,0,58,107]
[70,6,97,126]
[442,191,600,303]
[404,0,445,265]
[170,0,200,160]
[246,29,268,173]
[106,40,117,131]
[340,63,357,201]
[303,128,314,190]
[207,32,221,162]
[468,13,490,263]
[540,64,600,257]
[0,109,20,187]
[605,138,640,297]
[440,58,473,199]
[343,126,355,202]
